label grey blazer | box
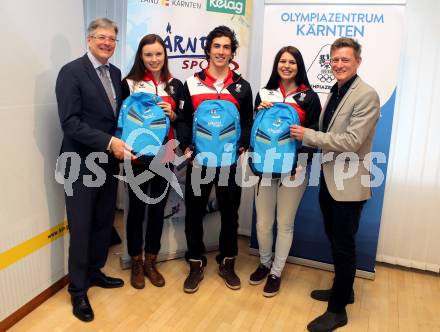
[303,76,380,201]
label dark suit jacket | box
[56,54,122,173]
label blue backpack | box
[117,92,170,157]
[192,100,241,167]
[249,103,300,177]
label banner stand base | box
[248,247,375,280]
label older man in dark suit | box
[55,18,133,322]
[292,37,380,332]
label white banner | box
[120,0,254,266]
[261,5,404,106]
[251,3,405,274]
[125,0,253,81]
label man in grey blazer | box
[291,37,380,332]
[56,18,134,322]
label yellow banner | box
[0,221,69,270]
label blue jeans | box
[255,175,307,277]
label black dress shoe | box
[307,309,348,332]
[89,272,124,288]
[310,288,354,304]
[71,295,94,322]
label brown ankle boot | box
[144,253,165,287]
[130,255,145,289]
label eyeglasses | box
[90,35,118,43]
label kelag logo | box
[207,0,246,16]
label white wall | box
[377,0,440,272]
[0,0,85,321]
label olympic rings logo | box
[317,73,334,83]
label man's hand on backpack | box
[110,137,135,160]
[290,124,304,141]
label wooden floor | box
[9,217,440,332]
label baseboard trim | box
[248,247,376,280]
[0,275,68,331]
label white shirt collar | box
[87,51,109,69]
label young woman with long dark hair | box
[121,34,182,290]
[249,46,321,297]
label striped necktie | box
[97,65,116,114]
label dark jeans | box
[184,164,241,265]
[126,163,171,256]
[319,177,366,313]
